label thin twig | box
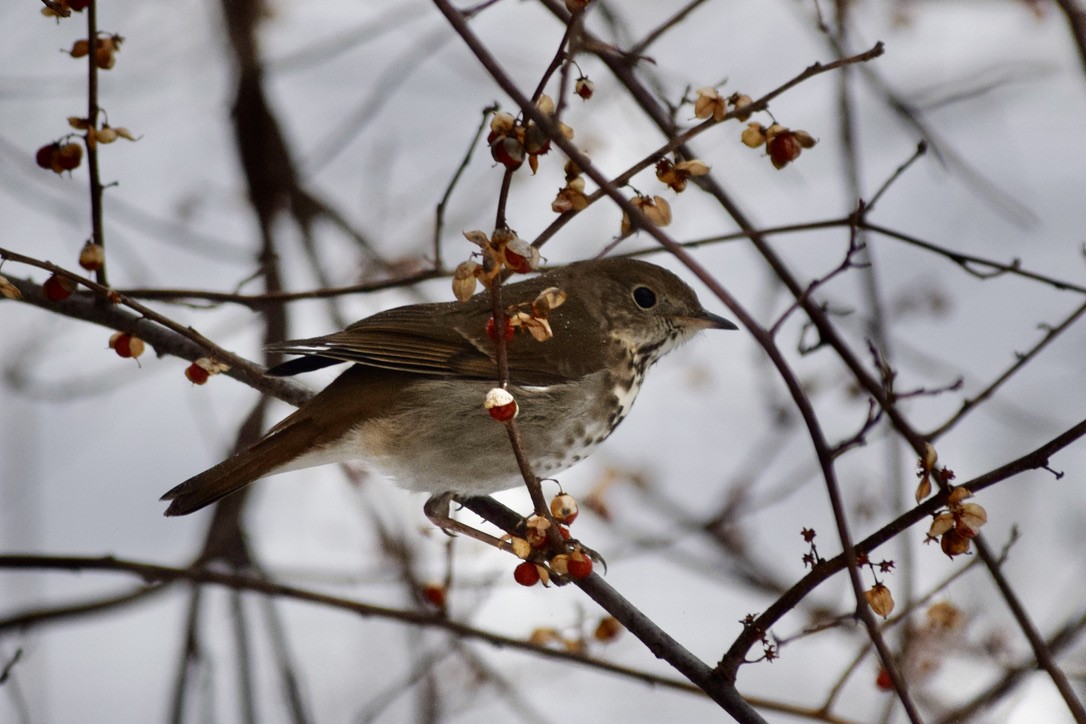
[231,590,258,724]
[0,648,23,685]
[866,141,927,211]
[84,0,108,287]
[935,607,1086,723]
[0,266,310,407]
[927,298,1086,440]
[722,416,1086,670]
[628,0,712,57]
[861,222,1086,293]
[0,553,734,700]
[530,41,885,251]
[435,104,498,270]
[972,535,1086,719]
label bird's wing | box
[267,293,604,386]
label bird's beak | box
[687,311,738,331]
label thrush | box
[161,257,735,518]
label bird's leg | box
[423,492,514,553]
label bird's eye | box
[632,286,657,309]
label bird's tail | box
[161,417,315,516]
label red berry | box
[486,316,515,342]
[35,143,59,170]
[490,136,525,170]
[42,274,75,301]
[112,333,133,358]
[108,332,145,359]
[484,388,518,421]
[502,239,539,274]
[768,132,802,169]
[421,583,446,608]
[875,667,893,691]
[185,363,210,385]
[504,250,530,274]
[574,77,594,100]
[566,551,593,580]
[513,561,540,587]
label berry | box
[78,241,104,270]
[594,616,622,642]
[490,136,525,170]
[502,238,539,274]
[55,143,83,172]
[484,387,518,421]
[35,143,60,170]
[513,561,540,587]
[566,551,593,580]
[768,132,802,170]
[109,332,145,359]
[185,363,210,385]
[42,274,75,301]
[550,493,579,524]
[486,316,515,343]
[574,77,594,100]
[421,583,446,608]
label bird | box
[161,257,736,518]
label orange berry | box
[78,241,104,270]
[593,616,623,643]
[55,143,83,172]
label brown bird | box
[161,257,735,517]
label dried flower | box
[620,195,672,235]
[865,583,895,618]
[694,87,727,121]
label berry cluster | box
[508,492,595,587]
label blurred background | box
[2,1,1085,722]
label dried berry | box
[550,493,579,524]
[78,241,104,270]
